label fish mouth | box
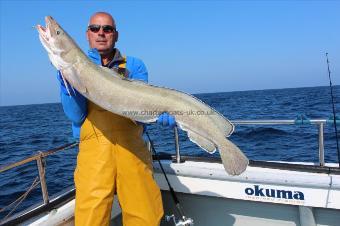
[37,24,48,44]
[36,16,54,42]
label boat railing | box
[0,142,78,222]
[0,118,338,222]
[173,118,337,166]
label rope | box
[0,143,67,222]
[0,176,40,221]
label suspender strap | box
[118,56,127,69]
[117,56,128,78]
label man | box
[58,12,175,226]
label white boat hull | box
[11,160,340,226]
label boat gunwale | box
[1,155,339,225]
[155,154,340,175]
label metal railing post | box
[36,152,49,204]
[318,123,325,166]
[174,126,181,163]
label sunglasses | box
[88,24,116,34]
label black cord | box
[326,53,340,168]
[145,131,187,218]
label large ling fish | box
[36,16,248,175]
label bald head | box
[89,12,116,28]
[86,12,118,58]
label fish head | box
[36,16,77,70]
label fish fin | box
[71,85,77,96]
[187,130,217,154]
[60,73,72,96]
[218,139,248,176]
[222,121,234,138]
[213,117,234,138]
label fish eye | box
[56,30,61,35]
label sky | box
[0,0,339,106]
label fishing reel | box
[165,214,194,226]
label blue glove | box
[157,112,176,128]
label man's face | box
[86,14,118,55]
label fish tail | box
[218,139,249,176]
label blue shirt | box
[59,48,148,139]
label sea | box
[0,85,339,220]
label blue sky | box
[0,0,339,106]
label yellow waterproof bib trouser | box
[74,61,164,226]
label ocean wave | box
[235,127,289,138]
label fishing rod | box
[145,131,194,226]
[325,53,340,168]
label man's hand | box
[157,112,176,128]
